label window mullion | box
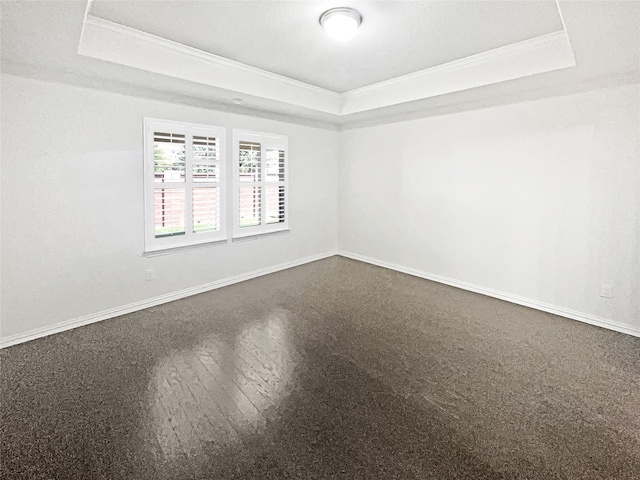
[185,129,194,237]
[260,144,266,226]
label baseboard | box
[5,249,637,349]
[0,250,337,349]
[339,251,640,338]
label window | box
[233,130,288,239]
[144,118,226,252]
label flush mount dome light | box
[319,7,362,41]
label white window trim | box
[232,130,289,240]
[143,118,227,253]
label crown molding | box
[344,31,569,97]
[340,70,640,130]
[0,60,342,130]
[78,15,576,118]
[341,30,576,115]
[78,15,343,115]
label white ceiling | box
[1,1,639,128]
[89,0,564,93]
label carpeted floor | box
[1,256,639,479]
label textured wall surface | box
[339,84,640,332]
[0,74,339,339]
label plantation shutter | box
[233,131,288,238]
[144,119,226,252]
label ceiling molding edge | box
[77,15,575,118]
[341,30,575,114]
[79,15,343,115]
[5,60,635,133]
[340,70,640,131]
[0,61,341,131]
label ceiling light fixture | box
[319,7,362,41]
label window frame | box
[143,118,227,253]
[232,130,289,240]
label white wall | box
[339,84,640,333]
[0,74,339,340]
[2,74,639,343]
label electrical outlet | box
[600,284,612,298]
[146,269,155,281]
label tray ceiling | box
[2,1,638,128]
[78,1,575,116]
[89,0,565,93]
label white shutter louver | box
[266,185,285,224]
[154,132,186,183]
[238,141,261,182]
[233,131,288,238]
[193,135,219,183]
[193,187,219,233]
[154,188,186,237]
[265,149,285,225]
[239,186,261,227]
[145,119,226,252]
[238,141,262,228]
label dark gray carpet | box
[2,256,639,479]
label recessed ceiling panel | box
[90,0,564,93]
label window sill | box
[143,238,228,257]
[232,228,290,243]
